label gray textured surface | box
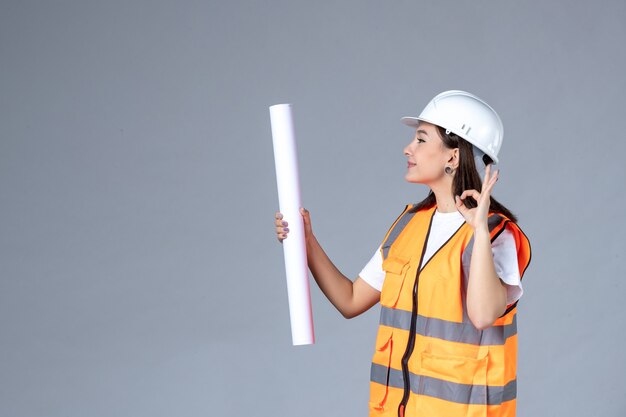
[1,1,625,416]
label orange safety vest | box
[368,203,532,417]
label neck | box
[429,177,457,213]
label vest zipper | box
[397,209,436,417]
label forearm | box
[467,227,507,329]
[305,234,355,318]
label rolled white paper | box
[269,103,315,346]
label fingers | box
[454,195,467,212]
[480,164,488,190]
[459,189,481,202]
[482,165,499,195]
[483,164,499,187]
[490,167,499,185]
[275,208,310,242]
[275,211,289,242]
[274,211,288,228]
[462,164,500,203]
[300,207,310,225]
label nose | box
[403,140,413,157]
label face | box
[403,121,458,184]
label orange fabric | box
[368,204,532,417]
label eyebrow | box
[416,129,429,137]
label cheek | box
[416,154,443,176]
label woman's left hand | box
[455,164,499,231]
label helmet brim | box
[400,116,499,164]
[400,116,421,128]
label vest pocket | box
[369,326,394,413]
[418,348,489,410]
[380,255,411,308]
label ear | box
[448,148,460,169]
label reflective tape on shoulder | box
[382,209,418,259]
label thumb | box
[300,207,309,221]
[454,195,467,215]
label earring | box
[445,166,454,175]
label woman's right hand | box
[275,207,313,243]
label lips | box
[407,162,416,167]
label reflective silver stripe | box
[379,306,517,345]
[371,363,516,405]
[370,362,406,395]
[381,208,417,259]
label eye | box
[415,138,425,143]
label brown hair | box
[408,125,518,223]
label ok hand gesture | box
[454,164,499,231]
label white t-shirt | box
[359,209,523,305]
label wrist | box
[472,225,490,239]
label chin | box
[404,175,422,184]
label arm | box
[455,164,507,330]
[306,234,381,319]
[466,226,508,330]
[275,208,380,319]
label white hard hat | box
[401,90,503,165]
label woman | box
[274,90,532,417]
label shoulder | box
[462,220,517,260]
[492,223,516,247]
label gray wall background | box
[1,1,625,416]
